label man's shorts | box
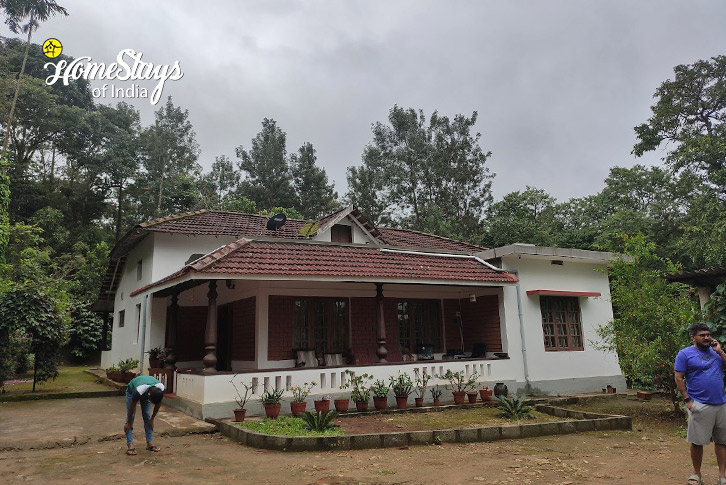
[687,400,726,445]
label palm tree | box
[1,0,69,161]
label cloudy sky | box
[7,0,726,202]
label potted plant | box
[106,358,139,384]
[230,375,256,422]
[467,390,478,404]
[289,381,316,416]
[414,369,431,407]
[430,384,442,406]
[314,394,331,412]
[389,372,413,409]
[261,386,284,419]
[441,369,479,405]
[371,379,389,410]
[146,346,165,368]
[343,370,372,411]
[479,385,493,401]
[333,395,350,413]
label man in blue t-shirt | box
[675,322,726,485]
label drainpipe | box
[138,294,148,374]
[508,270,531,388]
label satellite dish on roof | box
[266,213,287,231]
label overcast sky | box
[6,1,725,202]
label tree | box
[595,234,700,415]
[137,96,200,218]
[633,55,726,190]
[0,0,69,160]
[346,106,493,241]
[198,155,240,210]
[236,118,296,211]
[480,187,558,248]
[289,142,338,219]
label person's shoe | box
[686,475,701,485]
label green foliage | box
[0,155,8,264]
[116,358,138,374]
[440,369,479,393]
[389,371,413,397]
[370,378,389,398]
[0,284,66,390]
[494,394,533,420]
[290,381,316,402]
[414,368,432,398]
[481,186,558,248]
[300,409,339,431]
[595,234,698,414]
[240,416,344,437]
[289,142,339,219]
[66,301,103,360]
[260,386,284,404]
[705,282,726,342]
[342,369,372,402]
[429,384,442,400]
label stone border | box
[217,402,632,452]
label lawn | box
[1,365,117,396]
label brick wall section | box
[442,297,502,353]
[350,297,378,350]
[174,306,207,361]
[231,297,256,361]
[267,295,295,361]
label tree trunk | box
[115,183,123,242]
[1,19,34,166]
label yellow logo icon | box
[42,38,62,59]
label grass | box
[239,416,345,437]
[370,405,562,429]
[568,394,683,430]
[1,365,117,396]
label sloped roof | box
[377,227,486,253]
[130,239,517,296]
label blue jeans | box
[125,391,153,445]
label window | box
[118,310,125,328]
[293,298,348,353]
[397,300,441,352]
[136,259,143,281]
[331,224,352,243]
[540,296,583,351]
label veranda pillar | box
[202,281,218,374]
[376,283,388,363]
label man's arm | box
[711,339,726,367]
[674,370,692,410]
[148,402,162,431]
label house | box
[95,206,626,419]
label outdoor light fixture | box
[469,294,476,302]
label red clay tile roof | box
[377,228,486,253]
[130,240,517,296]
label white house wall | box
[498,256,625,394]
[313,218,375,244]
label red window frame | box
[539,296,584,351]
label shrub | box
[301,410,339,431]
[495,394,533,419]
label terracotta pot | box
[467,391,478,404]
[334,399,349,412]
[433,398,441,406]
[233,408,246,422]
[479,389,493,401]
[373,396,388,410]
[452,391,466,405]
[415,397,424,407]
[148,357,163,368]
[637,391,652,401]
[355,400,369,412]
[314,400,330,412]
[264,403,281,419]
[395,396,408,409]
[290,401,307,416]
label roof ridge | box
[139,209,209,228]
[189,238,252,271]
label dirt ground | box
[0,395,709,484]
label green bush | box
[301,410,339,431]
[495,394,533,420]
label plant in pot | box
[441,369,479,405]
[343,370,372,411]
[479,385,493,402]
[414,369,432,407]
[430,384,442,406]
[261,386,284,419]
[333,394,350,413]
[371,379,390,410]
[230,375,257,422]
[145,346,165,368]
[389,372,413,409]
[289,381,316,416]
[314,394,331,412]
[107,358,139,384]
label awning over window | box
[526,289,601,297]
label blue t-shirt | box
[674,345,726,405]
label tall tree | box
[346,106,493,241]
[290,142,338,219]
[480,187,558,248]
[198,155,240,209]
[137,96,200,218]
[0,0,68,160]
[236,118,296,211]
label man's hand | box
[713,339,723,353]
[124,423,132,433]
[686,400,694,411]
